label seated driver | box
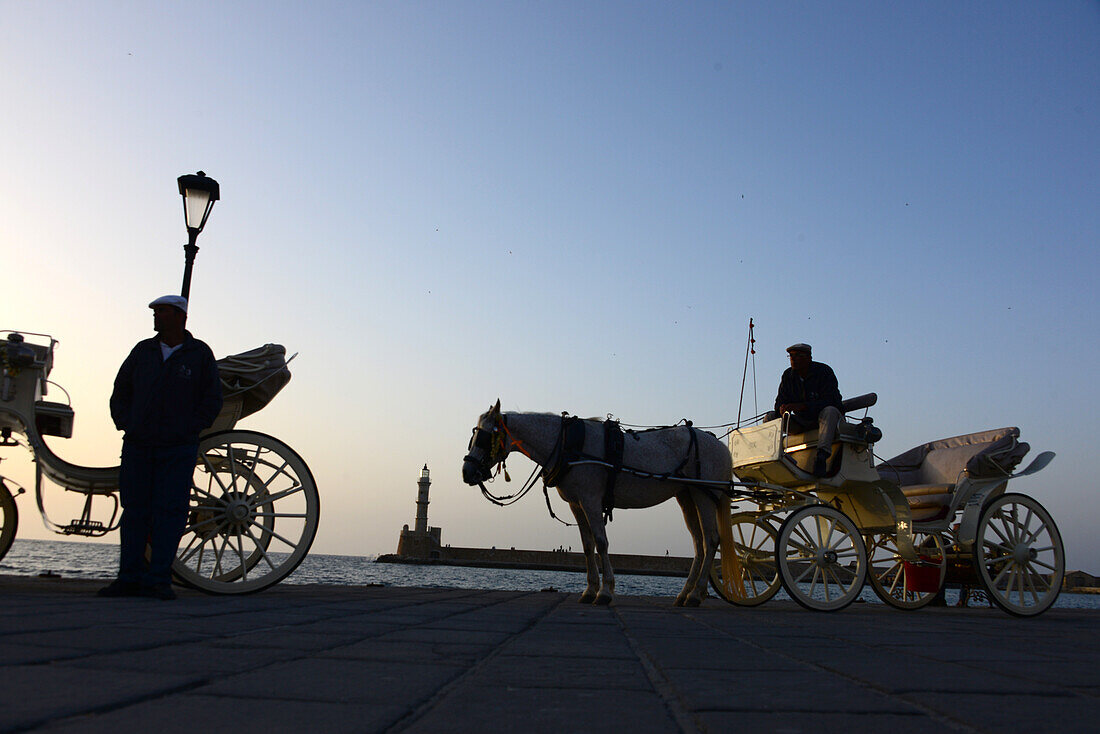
[765,343,842,476]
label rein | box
[476,464,542,507]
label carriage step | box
[61,520,108,537]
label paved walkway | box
[1,575,1098,733]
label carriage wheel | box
[865,531,945,610]
[777,505,867,612]
[173,430,319,594]
[710,512,780,606]
[0,481,17,563]
[973,493,1063,617]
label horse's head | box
[462,399,506,487]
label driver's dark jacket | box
[110,332,222,447]
[774,361,842,425]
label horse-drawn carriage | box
[711,393,1063,616]
[0,330,319,594]
[464,394,1063,617]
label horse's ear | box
[492,399,501,416]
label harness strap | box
[602,418,624,522]
[543,415,585,487]
[538,415,713,523]
[670,423,701,478]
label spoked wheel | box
[973,492,1063,617]
[0,481,17,563]
[174,430,319,594]
[710,512,780,606]
[866,531,946,610]
[777,505,867,612]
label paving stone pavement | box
[1,575,1098,733]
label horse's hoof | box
[673,597,686,607]
[684,596,702,607]
[578,592,597,604]
[594,594,613,606]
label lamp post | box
[177,171,220,302]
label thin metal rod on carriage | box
[737,317,756,428]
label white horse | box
[462,400,732,606]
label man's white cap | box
[148,295,188,313]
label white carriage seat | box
[878,427,1029,522]
[900,484,956,522]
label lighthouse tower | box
[396,464,443,558]
[414,464,430,532]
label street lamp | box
[177,171,220,301]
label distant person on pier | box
[765,343,842,477]
[98,295,222,600]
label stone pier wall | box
[377,545,692,577]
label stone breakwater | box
[377,546,692,577]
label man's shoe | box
[139,583,177,601]
[811,451,829,477]
[97,579,141,598]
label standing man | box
[766,343,842,477]
[99,295,222,600]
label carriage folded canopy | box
[876,427,1029,487]
[216,344,292,419]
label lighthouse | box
[396,464,442,558]
[415,464,430,533]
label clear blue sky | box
[2,2,1098,568]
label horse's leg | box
[684,489,721,607]
[569,502,600,604]
[577,496,615,605]
[675,492,705,607]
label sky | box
[2,2,1099,569]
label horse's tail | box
[715,494,745,601]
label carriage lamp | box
[177,171,220,302]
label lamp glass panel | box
[183,189,212,230]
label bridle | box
[463,411,542,507]
[463,414,506,483]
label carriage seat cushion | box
[901,485,955,522]
[785,420,864,450]
[901,484,954,503]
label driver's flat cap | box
[148,295,188,313]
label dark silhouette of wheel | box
[777,505,867,612]
[0,481,17,562]
[973,493,1063,617]
[173,430,319,594]
[710,512,780,606]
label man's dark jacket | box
[774,361,842,426]
[110,331,223,447]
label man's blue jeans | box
[117,442,197,587]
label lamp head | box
[177,171,220,234]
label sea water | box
[3,538,1098,610]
